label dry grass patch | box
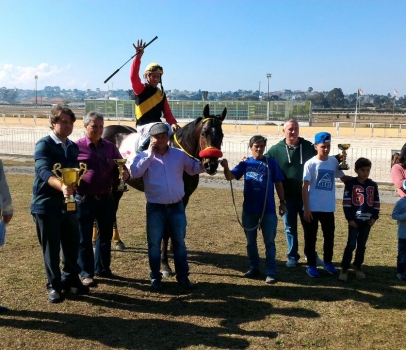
[0,172,405,349]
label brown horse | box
[103,104,227,276]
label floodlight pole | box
[35,75,38,107]
[266,73,272,119]
[353,89,359,136]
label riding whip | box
[103,36,158,84]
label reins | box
[228,158,270,231]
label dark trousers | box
[33,212,81,291]
[341,222,371,269]
[76,194,115,278]
[303,212,335,266]
[398,238,406,275]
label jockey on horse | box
[98,39,181,249]
[131,39,180,153]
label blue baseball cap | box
[314,132,331,145]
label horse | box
[102,104,227,276]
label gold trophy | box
[114,159,128,192]
[52,162,87,212]
[338,144,351,170]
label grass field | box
[0,164,405,349]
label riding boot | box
[136,136,151,154]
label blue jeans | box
[242,212,278,276]
[282,198,305,262]
[398,238,406,275]
[33,212,81,291]
[341,222,371,269]
[76,194,116,278]
[303,212,335,266]
[146,202,189,281]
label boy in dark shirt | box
[339,157,380,281]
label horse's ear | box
[203,104,210,118]
[219,107,227,121]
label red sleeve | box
[163,97,177,125]
[130,55,146,95]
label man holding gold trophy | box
[75,111,130,287]
[31,105,89,303]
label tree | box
[308,87,313,93]
[327,88,345,108]
[307,92,328,108]
[0,87,18,104]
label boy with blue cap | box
[302,132,350,277]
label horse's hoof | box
[115,241,126,251]
[161,266,173,278]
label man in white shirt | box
[130,123,204,290]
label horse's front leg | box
[161,228,173,277]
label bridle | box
[173,117,223,160]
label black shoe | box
[244,269,260,278]
[70,281,90,295]
[48,289,63,303]
[95,270,121,279]
[0,305,9,312]
[151,279,162,290]
[178,278,194,290]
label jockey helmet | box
[144,62,163,76]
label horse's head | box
[197,104,227,175]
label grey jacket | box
[0,160,13,217]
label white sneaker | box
[286,258,297,268]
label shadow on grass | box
[0,310,252,349]
[0,282,308,349]
[184,249,406,310]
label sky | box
[0,0,405,96]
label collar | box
[84,135,105,147]
[49,131,73,146]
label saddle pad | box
[119,132,140,168]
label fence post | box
[371,123,374,137]
[399,124,402,138]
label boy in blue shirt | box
[220,135,286,284]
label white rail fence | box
[0,128,395,183]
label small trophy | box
[114,159,128,192]
[338,144,351,170]
[52,162,87,212]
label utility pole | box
[266,73,272,119]
[34,75,38,106]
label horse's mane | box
[175,117,204,139]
